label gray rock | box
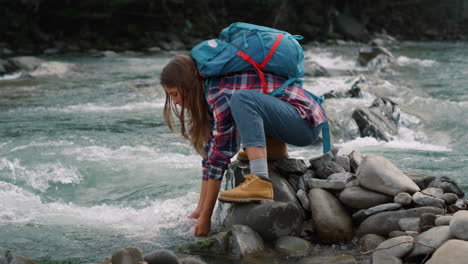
[357,207,444,236]
[442,193,459,205]
[102,51,119,57]
[8,56,43,71]
[271,158,308,176]
[315,161,346,179]
[388,231,407,238]
[412,192,445,208]
[372,236,414,261]
[144,250,179,264]
[352,98,400,141]
[0,248,20,264]
[309,188,354,243]
[422,187,444,199]
[354,203,402,223]
[270,172,302,210]
[358,234,386,252]
[368,54,394,73]
[449,210,468,240]
[408,226,453,257]
[287,173,301,192]
[274,236,312,257]
[420,213,438,231]
[394,192,412,206]
[309,178,346,190]
[179,256,207,264]
[339,186,393,209]
[426,239,468,264]
[428,175,464,198]
[348,150,364,173]
[358,46,393,66]
[298,255,357,264]
[334,156,351,172]
[309,152,334,170]
[328,172,354,182]
[222,201,303,241]
[435,215,452,226]
[345,179,359,188]
[298,172,311,193]
[304,61,330,77]
[296,189,310,211]
[112,248,144,264]
[356,155,420,196]
[352,210,367,224]
[177,232,228,255]
[228,225,265,257]
[403,171,436,190]
[371,255,403,264]
[398,217,420,232]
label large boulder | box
[7,56,44,71]
[404,171,437,190]
[352,98,400,141]
[372,236,414,261]
[270,172,303,210]
[339,186,393,209]
[357,207,444,236]
[222,201,303,241]
[356,155,420,196]
[309,188,354,243]
[228,225,265,257]
[449,210,468,240]
[426,239,468,264]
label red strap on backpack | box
[236,33,284,94]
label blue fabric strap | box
[321,121,331,153]
[269,77,297,97]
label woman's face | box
[164,86,182,106]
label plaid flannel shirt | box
[202,71,328,181]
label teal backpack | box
[190,22,331,153]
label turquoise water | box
[0,42,467,262]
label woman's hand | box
[194,215,211,236]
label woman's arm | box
[194,179,221,236]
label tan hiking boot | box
[218,174,273,203]
[237,137,288,161]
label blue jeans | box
[230,90,322,148]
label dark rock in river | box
[357,46,393,66]
[144,249,179,264]
[112,248,144,264]
[304,61,330,77]
[428,175,465,198]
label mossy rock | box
[177,232,229,256]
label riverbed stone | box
[334,156,351,172]
[271,158,308,176]
[371,255,402,264]
[449,210,468,240]
[357,207,443,236]
[402,171,436,190]
[412,192,445,208]
[228,225,265,257]
[358,234,386,252]
[112,248,144,264]
[8,56,44,71]
[274,236,312,257]
[408,226,452,257]
[179,256,206,264]
[339,186,393,209]
[356,155,420,196]
[309,188,354,243]
[0,248,20,264]
[428,175,464,198]
[348,150,363,173]
[144,250,178,264]
[419,213,437,231]
[328,172,354,183]
[177,232,228,255]
[398,217,420,232]
[388,231,407,238]
[315,160,346,179]
[296,189,310,211]
[222,201,303,241]
[270,172,302,210]
[304,61,330,77]
[354,203,402,223]
[372,236,414,260]
[309,178,346,190]
[435,215,452,226]
[422,187,444,199]
[309,152,334,170]
[298,255,357,264]
[426,239,468,264]
[358,46,393,66]
[442,193,459,205]
[394,192,412,206]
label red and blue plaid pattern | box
[202,71,327,181]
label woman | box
[160,54,327,236]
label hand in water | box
[189,208,202,219]
[194,215,211,236]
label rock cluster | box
[179,149,466,264]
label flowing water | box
[0,42,467,263]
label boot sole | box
[218,196,273,203]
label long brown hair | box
[160,54,211,159]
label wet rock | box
[435,215,452,226]
[177,232,228,255]
[372,236,414,261]
[112,248,144,264]
[357,46,393,66]
[442,193,459,205]
[394,192,412,206]
[398,217,420,232]
[270,172,302,210]
[353,203,402,223]
[223,201,303,241]
[419,213,437,231]
[309,188,354,243]
[358,234,386,252]
[428,176,464,198]
[339,186,393,209]
[298,255,357,264]
[144,250,179,264]
[271,158,308,176]
[309,178,346,190]
[8,56,44,71]
[334,156,351,172]
[179,256,207,264]
[368,54,394,73]
[287,173,301,192]
[309,152,334,170]
[422,187,444,199]
[348,150,364,173]
[296,189,310,211]
[0,248,20,264]
[426,239,468,264]
[274,236,312,257]
[449,211,468,240]
[298,171,313,193]
[408,226,453,258]
[357,207,443,236]
[371,255,402,264]
[304,61,330,77]
[352,98,400,141]
[412,192,445,208]
[356,155,420,196]
[315,160,346,179]
[403,171,436,190]
[228,225,265,257]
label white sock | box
[250,158,270,181]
